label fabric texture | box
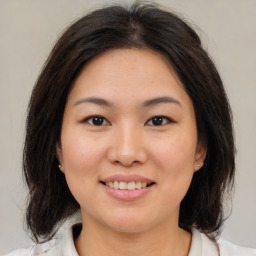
[4,224,256,256]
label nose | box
[107,125,147,167]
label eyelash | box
[146,116,173,126]
[83,115,109,126]
[82,115,174,126]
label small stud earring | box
[58,164,62,169]
[197,164,201,167]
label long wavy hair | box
[23,1,235,243]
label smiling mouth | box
[100,181,155,190]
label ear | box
[194,139,207,172]
[56,144,64,173]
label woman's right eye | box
[83,115,109,126]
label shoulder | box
[3,238,59,256]
[218,237,256,256]
[200,231,256,256]
[3,223,80,256]
[3,223,81,256]
[3,248,30,256]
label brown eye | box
[146,116,172,126]
[84,115,109,126]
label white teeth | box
[128,181,135,190]
[119,182,128,189]
[135,181,142,189]
[105,181,152,190]
[114,181,119,189]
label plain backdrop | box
[1,0,256,254]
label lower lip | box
[100,183,155,201]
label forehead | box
[67,48,191,108]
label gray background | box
[1,0,255,254]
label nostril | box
[113,159,138,167]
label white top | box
[4,224,256,256]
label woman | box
[6,1,256,256]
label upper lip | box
[100,174,155,184]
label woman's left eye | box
[146,116,173,126]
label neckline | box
[61,224,202,256]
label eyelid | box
[81,115,174,126]
[82,115,110,126]
[145,115,175,126]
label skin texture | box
[57,48,207,256]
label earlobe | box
[58,164,64,172]
[194,140,207,172]
[56,145,64,173]
[194,162,203,172]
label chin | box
[99,210,158,233]
[107,221,153,234]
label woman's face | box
[57,48,206,233]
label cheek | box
[150,131,197,198]
[61,129,106,174]
[151,130,197,171]
[60,132,105,208]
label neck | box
[75,215,191,256]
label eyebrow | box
[74,97,113,107]
[142,96,181,107]
[74,96,181,108]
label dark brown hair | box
[24,1,235,242]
